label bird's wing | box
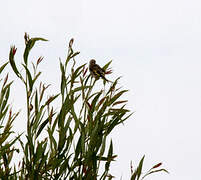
[94,64,110,81]
[94,64,105,74]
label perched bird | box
[89,59,110,82]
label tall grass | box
[0,33,168,179]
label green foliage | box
[0,33,168,179]
[0,62,20,179]
[130,156,169,180]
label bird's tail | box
[101,75,113,83]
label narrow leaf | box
[24,37,48,65]
[136,155,145,180]
[9,46,20,77]
[0,62,8,74]
[102,60,112,71]
[36,119,49,138]
[23,64,33,92]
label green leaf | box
[75,135,82,159]
[0,62,8,74]
[36,119,49,138]
[60,61,66,96]
[105,140,113,171]
[121,112,133,122]
[9,46,20,77]
[32,72,41,85]
[131,172,137,180]
[136,155,145,180]
[102,60,112,71]
[26,134,34,156]
[72,85,91,93]
[0,106,9,121]
[23,64,33,92]
[112,100,128,106]
[108,90,128,106]
[108,140,113,157]
[44,94,59,106]
[71,64,86,84]
[106,77,121,95]
[99,135,107,157]
[142,169,169,180]
[84,75,91,87]
[24,37,48,65]
[47,127,57,150]
[34,91,39,114]
[1,85,10,112]
[70,52,80,59]
[91,92,102,112]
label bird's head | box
[89,59,96,65]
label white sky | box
[1,0,201,179]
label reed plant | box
[0,33,168,179]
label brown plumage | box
[89,59,109,81]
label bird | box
[89,59,110,82]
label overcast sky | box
[1,0,201,179]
